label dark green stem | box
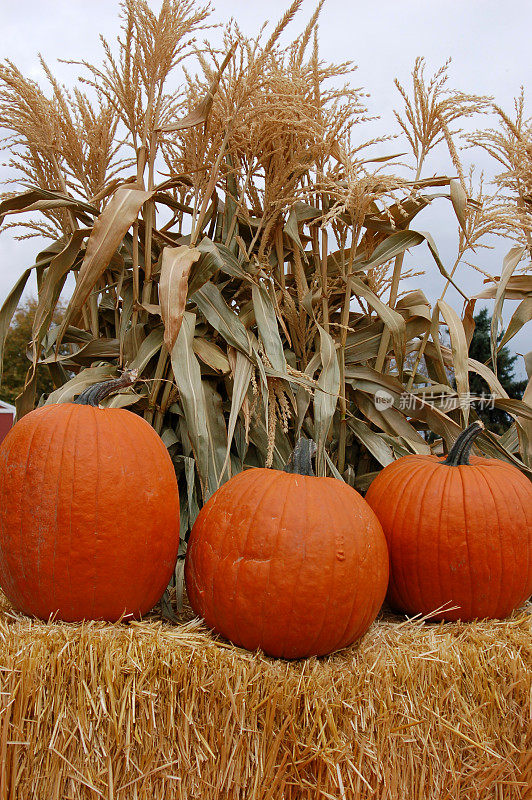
[283,438,317,476]
[74,370,138,407]
[441,421,485,466]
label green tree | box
[0,298,62,405]
[469,308,527,432]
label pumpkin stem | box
[74,370,138,407]
[283,438,317,476]
[441,421,485,466]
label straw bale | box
[0,594,530,799]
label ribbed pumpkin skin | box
[365,454,532,621]
[0,403,180,621]
[185,468,389,659]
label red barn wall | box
[0,413,14,445]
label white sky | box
[1,0,530,375]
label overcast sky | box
[1,0,530,375]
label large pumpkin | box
[365,421,532,621]
[0,373,180,621]
[185,440,389,659]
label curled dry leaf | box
[159,245,201,352]
[56,186,154,349]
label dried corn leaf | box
[491,246,527,373]
[438,299,469,424]
[348,417,395,467]
[45,365,117,404]
[220,348,253,484]
[192,338,231,374]
[0,268,32,381]
[252,283,286,373]
[56,186,153,347]
[159,244,201,352]
[170,312,210,495]
[192,282,251,355]
[314,324,340,476]
[498,296,532,350]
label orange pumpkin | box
[185,440,389,659]
[365,421,532,621]
[0,373,180,621]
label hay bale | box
[0,596,530,799]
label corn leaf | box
[348,417,395,467]
[491,246,527,373]
[32,228,91,360]
[219,348,253,484]
[252,283,286,373]
[450,179,468,234]
[192,281,251,355]
[192,338,231,374]
[159,244,201,352]
[202,380,229,496]
[314,324,340,476]
[56,186,153,347]
[0,267,32,381]
[438,299,469,424]
[128,327,165,374]
[170,312,210,496]
[498,296,532,350]
[45,365,117,405]
[351,276,406,372]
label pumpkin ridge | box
[351,541,384,644]
[415,460,446,615]
[476,465,507,616]
[211,469,269,641]
[116,407,178,610]
[0,424,8,591]
[363,467,396,601]
[406,461,439,613]
[0,413,25,601]
[218,470,282,647]
[35,406,68,612]
[482,465,523,616]
[104,408,135,613]
[331,483,387,651]
[389,461,434,612]
[302,477,340,657]
[419,462,443,614]
[506,471,532,605]
[89,407,99,618]
[50,404,77,610]
[321,482,361,651]
[192,471,227,589]
[457,467,474,619]
[257,472,294,655]
[66,405,82,617]
[357,513,389,642]
[325,482,373,651]
[2,414,36,601]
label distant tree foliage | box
[1,298,62,405]
[469,308,527,432]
